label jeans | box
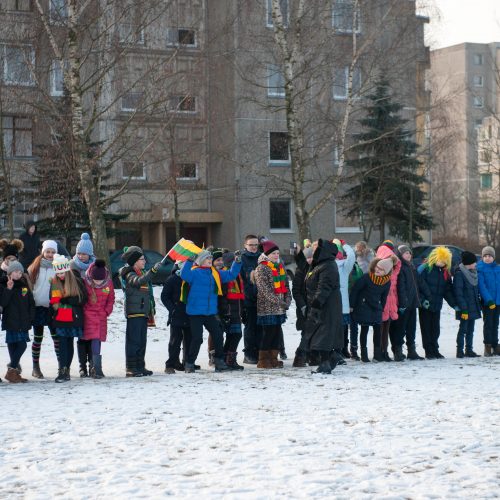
[8,341,27,369]
[482,306,499,346]
[457,318,476,352]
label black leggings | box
[8,341,27,369]
[359,324,381,349]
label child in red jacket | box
[83,260,115,378]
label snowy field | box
[1,288,499,499]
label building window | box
[480,149,492,164]
[267,64,285,97]
[122,161,146,180]
[166,28,197,47]
[270,199,291,230]
[119,23,145,45]
[1,44,35,86]
[269,132,290,165]
[333,66,362,100]
[50,59,65,96]
[266,0,288,27]
[176,163,198,180]
[473,75,483,87]
[480,173,492,190]
[1,116,33,158]
[49,0,67,23]
[121,92,144,112]
[169,95,197,113]
[473,95,484,108]
[333,0,361,33]
[3,0,32,11]
[473,53,483,65]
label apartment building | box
[0,0,429,253]
[430,42,500,245]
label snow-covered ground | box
[1,288,499,499]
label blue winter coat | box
[161,272,189,328]
[240,250,260,306]
[477,260,500,305]
[349,272,391,326]
[453,267,481,320]
[397,256,420,309]
[417,264,455,312]
[337,244,355,314]
[180,260,242,316]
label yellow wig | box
[426,246,452,270]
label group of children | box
[1,229,499,383]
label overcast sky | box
[426,0,500,49]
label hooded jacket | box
[477,260,500,305]
[375,245,401,321]
[19,221,41,269]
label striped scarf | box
[369,273,391,286]
[180,265,222,303]
[223,268,244,300]
[260,260,287,294]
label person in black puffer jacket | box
[304,239,343,374]
[389,245,424,361]
[161,261,192,373]
[18,221,41,270]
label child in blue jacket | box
[181,249,242,372]
[477,246,500,356]
[453,251,481,358]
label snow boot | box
[360,348,370,363]
[173,360,185,371]
[184,362,195,374]
[257,350,273,369]
[494,345,500,355]
[330,350,344,368]
[243,353,258,364]
[350,347,360,361]
[314,360,333,374]
[279,348,288,360]
[91,354,104,379]
[465,350,480,358]
[270,350,284,368]
[435,351,445,359]
[7,363,27,382]
[373,347,384,362]
[5,367,24,383]
[225,352,244,370]
[208,350,216,367]
[383,351,393,362]
[292,354,307,367]
[393,346,405,362]
[484,344,493,357]
[55,367,69,383]
[407,345,424,360]
[214,357,231,372]
[456,349,464,358]
[77,342,89,377]
[307,351,320,366]
[126,360,143,377]
[32,361,44,379]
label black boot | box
[373,347,384,362]
[32,361,44,379]
[126,359,143,377]
[393,346,405,362]
[465,350,480,358]
[407,345,424,360]
[350,347,360,361]
[383,351,393,362]
[279,348,288,360]
[92,354,105,379]
[55,367,68,383]
[77,342,89,377]
[456,349,464,358]
[308,351,320,366]
[360,348,370,363]
[208,350,216,367]
[214,357,230,372]
[330,350,344,368]
[315,351,334,374]
[226,352,244,370]
[341,346,350,359]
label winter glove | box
[308,308,322,325]
[460,311,469,320]
[234,250,242,263]
[151,261,162,273]
[300,305,307,317]
[421,299,430,310]
[398,307,407,315]
[486,301,496,310]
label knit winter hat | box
[195,249,212,266]
[0,238,24,259]
[381,240,395,251]
[461,251,476,266]
[52,254,72,273]
[482,246,496,259]
[211,248,224,261]
[7,261,24,274]
[303,247,314,259]
[76,232,94,256]
[262,240,279,255]
[42,240,58,253]
[398,245,412,256]
[121,246,144,266]
[222,251,235,268]
[377,258,394,275]
[90,259,107,280]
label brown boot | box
[5,367,24,384]
[292,354,307,367]
[257,350,273,368]
[270,350,284,368]
[494,345,500,356]
[484,344,493,357]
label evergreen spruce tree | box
[341,79,433,243]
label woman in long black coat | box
[304,239,343,374]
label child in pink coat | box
[376,240,401,361]
[83,259,115,378]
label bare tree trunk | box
[0,91,15,239]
